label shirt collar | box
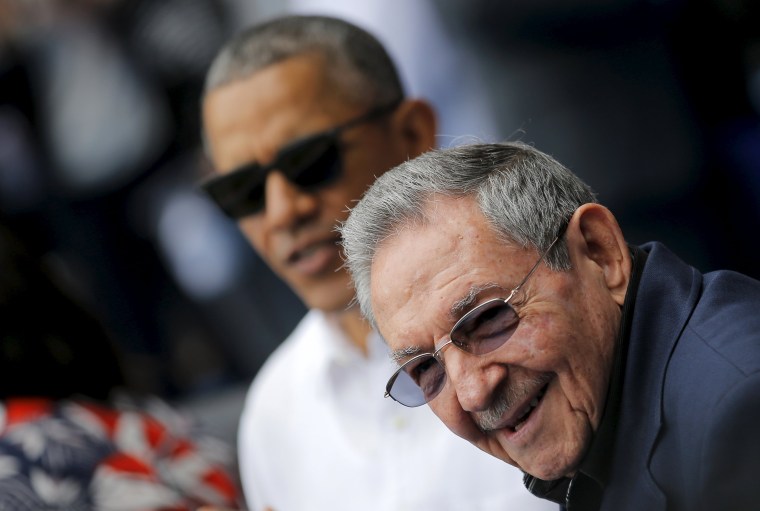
[318,310,397,390]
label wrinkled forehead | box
[369,228,447,354]
[369,195,472,285]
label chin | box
[518,449,584,481]
[524,462,573,482]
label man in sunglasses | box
[201,15,555,511]
[340,141,760,510]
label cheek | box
[502,311,605,411]
[503,315,566,370]
[319,166,378,224]
[319,190,354,225]
[342,136,401,193]
[516,280,616,370]
[521,312,608,377]
[238,217,268,257]
[521,303,616,425]
[341,171,379,204]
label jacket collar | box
[600,242,702,510]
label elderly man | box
[340,141,760,510]
[201,16,554,511]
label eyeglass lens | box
[202,134,341,219]
[388,300,519,407]
[202,99,402,220]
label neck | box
[336,304,372,357]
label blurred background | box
[1,0,758,449]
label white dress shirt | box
[238,310,556,511]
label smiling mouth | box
[512,383,548,432]
[477,376,552,433]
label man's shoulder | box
[656,265,760,414]
[637,242,760,366]
[629,242,760,421]
[699,267,760,316]
[685,268,760,372]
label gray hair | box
[203,15,404,107]
[339,141,598,326]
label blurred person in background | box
[201,14,556,511]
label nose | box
[442,348,507,413]
[263,171,319,230]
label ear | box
[391,99,437,158]
[566,203,631,306]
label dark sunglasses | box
[201,99,402,219]
[385,229,566,407]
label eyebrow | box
[449,282,504,321]
[389,345,424,364]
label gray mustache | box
[475,373,552,431]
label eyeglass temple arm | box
[511,224,567,295]
[330,97,403,135]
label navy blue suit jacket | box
[600,242,760,510]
